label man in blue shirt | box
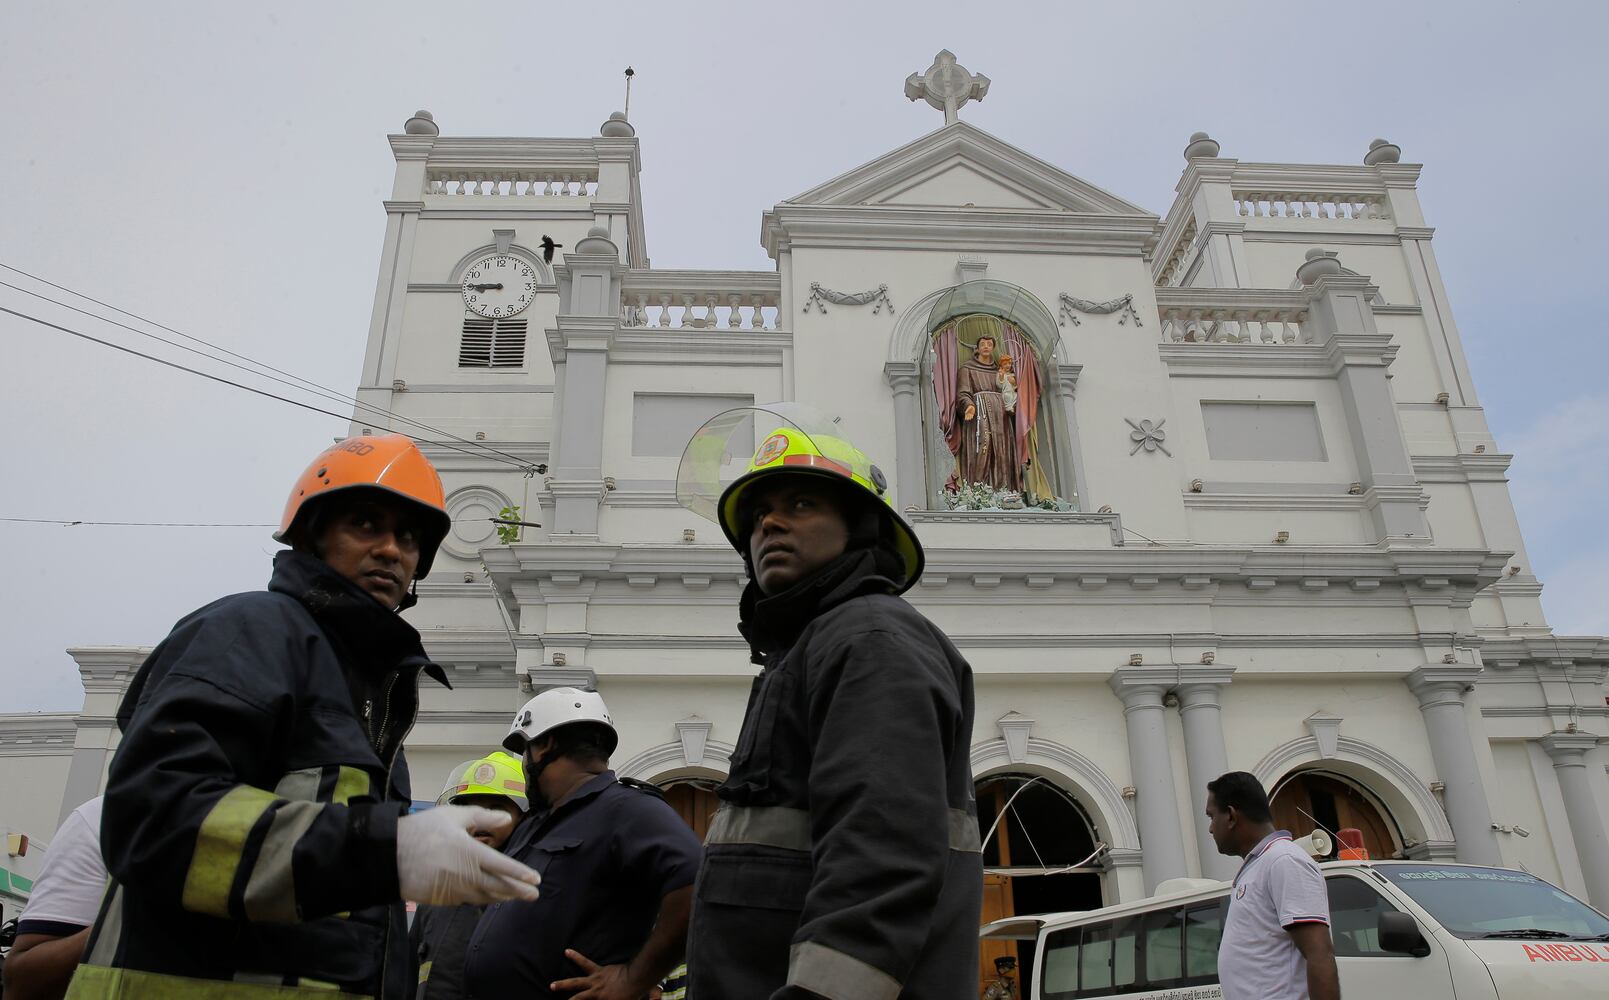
[463,688,703,1000]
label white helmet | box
[504,687,617,757]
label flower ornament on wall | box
[1126,417,1171,457]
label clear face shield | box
[675,403,877,523]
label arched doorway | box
[1270,770,1402,860]
[976,775,1104,996]
[661,778,722,841]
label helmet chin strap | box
[522,742,566,808]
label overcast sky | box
[3,1,1606,714]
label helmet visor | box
[676,403,876,523]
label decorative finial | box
[1296,247,1343,285]
[1363,137,1402,165]
[403,110,439,136]
[904,50,989,126]
[600,111,635,137]
[1183,130,1220,160]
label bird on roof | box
[540,235,563,263]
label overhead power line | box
[0,263,538,472]
[0,304,529,472]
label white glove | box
[397,805,541,906]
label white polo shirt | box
[16,796,107,936]
[1218,830,1330,1000]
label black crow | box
[540,235,563,263]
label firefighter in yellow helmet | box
[677,405,982,1000]
[411,752,529,1000]
[69,435,540,1000]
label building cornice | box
[762,204,1158,259]
[0,714,77,756]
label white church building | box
[5,50,1607,982]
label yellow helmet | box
[436,751,528,811]
[676,403,924,592]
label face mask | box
[522,742,562,811]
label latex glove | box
[397,805,541,906]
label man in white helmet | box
[461,688,704,1000]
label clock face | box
[461,254,537,319]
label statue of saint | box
[955,330,1019,492]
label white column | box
[1540,733,1609,909]
[1110,669,1189,892]
[1407,666,1502,865]
[1176,667,1238,881]
[883,361,925,511]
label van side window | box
[1080,922,1114,993]
[1183,899,1226,980]
[1111,916,1140,991]
[1040,926,1080,999]
[1326,875,1407,957]
[1142,907,1184,985]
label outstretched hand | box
[550,948,645,1000]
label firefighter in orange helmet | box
[68,434,541,1000]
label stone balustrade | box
[1154,287,1312,344]
[620,270,783,331]
[425,168,599,197]
[1234,190,1390,222]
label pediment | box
[784,122,1152,217]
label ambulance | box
[981,860,1609,998]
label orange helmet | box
[274,434,452,579]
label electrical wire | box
[0,264,537,471]
[2,516,529,528]
[0,305,526,471]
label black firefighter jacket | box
[686,549,983,1000]
[68,550,448,1000]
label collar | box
[270,550,449,687]
[1233,829,1294,886]
[737,549,899,662]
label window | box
[1110,917,1139,991]
[1379,865,1609,940]
[1326,876,1403,957]
[458,317,527,368]
[1183,900,1225,980]
[1040,926,1081,999]
[1142,907,1184,984]
[1079,922,1113,993]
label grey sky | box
[3,1,1606,713]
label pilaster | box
[549,229,627,537]
[1407,665,1502,865]
[1054,363,1089,511]
[883,361,924,511]
[1304,268,1429,542]
[1539,733,1609,908]
[1109,668,1189,891]
[1175,666,1237,880]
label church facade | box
[6,52,1608,972]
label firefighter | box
[676,404,983,1000]
[462,687,703,1000]
[411,751,529,1000]
[67,433,540,1000]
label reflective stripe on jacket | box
[67,551,448,1000]
[686,550,983,1000]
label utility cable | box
[0,305,520,470]
[0,265,537,471]
[3,515,535,528]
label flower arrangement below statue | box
[942,480,1076,512]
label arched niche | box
[614,739,735,783]
[885,281,1084,511]
[447,243,556,286]
[1253,735,1456,859]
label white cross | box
[905,49,990,126]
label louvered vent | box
[458,317,527,368]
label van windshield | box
[1380,865,1609,940]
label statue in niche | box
[932,313,1060,506]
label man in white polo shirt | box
[3,797,107,1000]
[1206,772,1339,1000]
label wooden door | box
[1271,773,1397,860]
[662,783,721,841]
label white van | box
[981,861,1609,998]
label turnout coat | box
[686,550,983,1000]
[68,551,445,1000]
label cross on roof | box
[904,49,990,126]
